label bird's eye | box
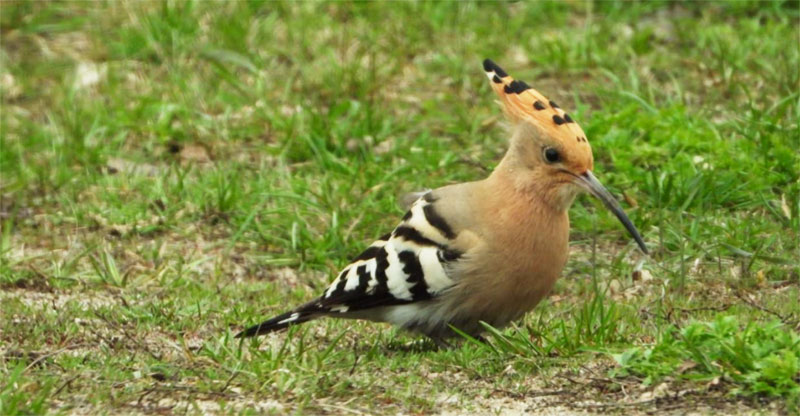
[543,147,560,164]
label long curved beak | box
[575,171,648,254]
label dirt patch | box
[1,289,116,310]
[437,365,780,416]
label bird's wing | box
[236,189,473,337]
[317,190,463,314]
[399,189,432,210]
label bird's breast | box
[446,197,571,329]
[489,205,569,300]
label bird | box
[236,59,648,347]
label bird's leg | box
[473,334,489,344]
[428,335,453,350]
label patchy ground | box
[2,1,798,414]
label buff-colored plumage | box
[238,59,647,346]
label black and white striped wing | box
[236,193,462,337]
[319,192,462,313]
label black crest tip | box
[482,59,508,78]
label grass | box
[610,315,800,401]
[1,1,799,414]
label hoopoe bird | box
[237,59,647,346]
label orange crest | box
[483,59,589,146]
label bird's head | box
[483,59,647,254]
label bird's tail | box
[235,301,322,338]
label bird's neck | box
[480,166,570,237]
[473,164,571,307]
[490,156,578,214]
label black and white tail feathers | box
[235,301,322,338]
